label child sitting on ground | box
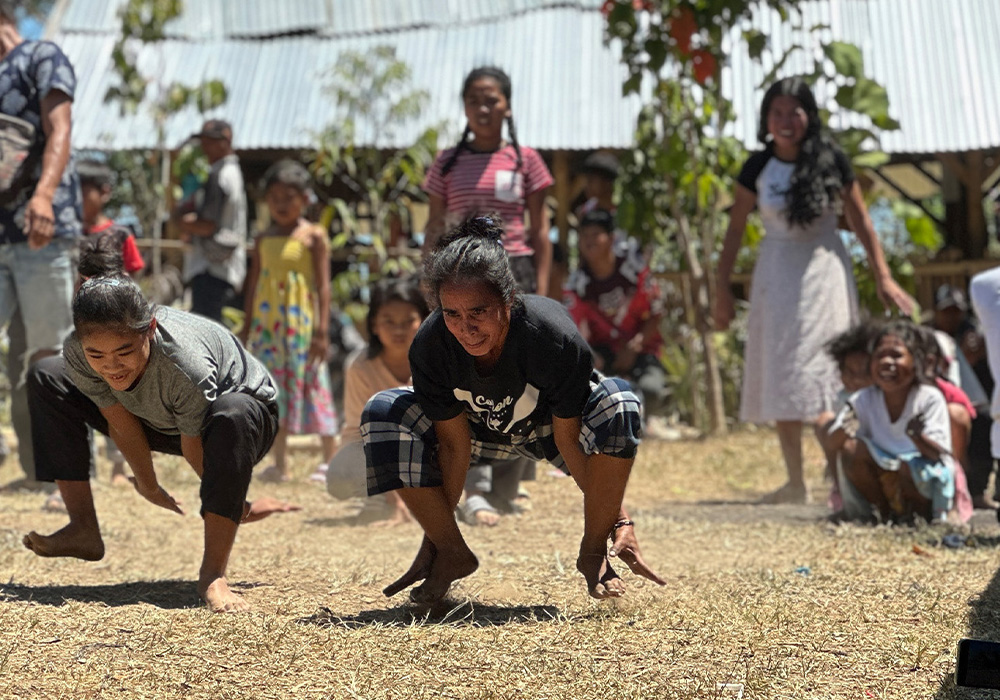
[828,320,967,524]
[326,277,428,525]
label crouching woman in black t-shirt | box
[361,216,665,606]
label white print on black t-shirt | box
[454,384,540,433]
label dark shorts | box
[360,374,642,495]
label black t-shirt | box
[410,295,594,438]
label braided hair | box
[757,78,851,228]
[423,214,520,310]
[440,67,523,177]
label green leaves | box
[823,41,864,79]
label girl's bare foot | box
[576,552,625,599]
[409,546,478,607]
[23,523,105,561]
[198,576,250,613]
[240,497,301,524]
[384,537,436,597]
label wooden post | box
[938,150,994,258]
[551,150,572,299]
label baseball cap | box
[934,284,968,311]
[581,151,620,180]
[191,119,232,141]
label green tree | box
[311,46,439,308]
[103,0,227,275]
[605,0,901,433]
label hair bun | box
[435,213,506,250]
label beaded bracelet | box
[610,519,635,536]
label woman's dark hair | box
[826,320,881,368]
[440,66,522,176]
[758,77,850,227]
[579,209,615,234]
[869,320,928,386]
[423,214,520,310]
[261,158,311,193]
[74,237,155,337]
[78,231,126,279]
[366,276,430,358]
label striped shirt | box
[423,144,553,257]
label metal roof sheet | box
[52,0,1000,154]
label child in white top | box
[829,321,957,523]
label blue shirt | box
[0,40,81,244]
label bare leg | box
[761,421,808,503]
[370,491,414,528]
[574,453,635,599]
[197,513,249,613]
[394,486,478,606]
[23,480,105,561]
[110,460,131,487]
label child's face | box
[578,224,613,267]
[870,334,916,395]
[81,183,109,226]
[81,325,154,392]
[840,350,872,393]
[265,183,306,228]
[583,173,614,201]
[766,94,809,152]
[373,300,423,355]
[463,78,510,142]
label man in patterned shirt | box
[0,1,82,486]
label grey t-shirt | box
[64,306,276,436]
[183,154,247,288]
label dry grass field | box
[2,426,999,699]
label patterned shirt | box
[423,144,553,257]
[0,40,81,244]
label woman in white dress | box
[714,77,915,504]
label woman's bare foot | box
[474,509,500,527]
[576,552,625,599]
[198,575,250,613]
[384,537,435,597]
[758,482,808,505]
[240,497,301,524]
[23,522,105,561]
[409,545,478,607]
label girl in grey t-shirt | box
[22,271,292,613]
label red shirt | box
[86,220,145,275]
[936,377,976,418]
[423,144,553,256]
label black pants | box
[28,356,278,524]
[189,273,234,323]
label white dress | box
[738,150,859,423]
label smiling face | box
[265,182,306,229]
[766,94,809,158]
[463,77,510,146]
[870,334,916,396]
[439,280,511,368]
[373,300,424,356]
[81,325,155,391]
[578,223,614,270]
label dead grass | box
[0,427,997,699]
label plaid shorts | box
[360,375,641,496]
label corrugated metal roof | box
[52,0,1000,154]
[56,7,637,151]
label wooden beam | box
[872,166,946,230]
[552,150,571,251]
[911,161,941,187]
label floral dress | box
[247,235,337,435]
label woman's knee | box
[583,377,642,458]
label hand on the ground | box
[241,497,301,523]
[713,286,735,331]
[129,476,184,515]
[25,195,55,249]
[876,277,916,317]
[609,524,666,586]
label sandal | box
[308,463,329,484]
[458,494,500,526]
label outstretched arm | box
[100,403,183,514]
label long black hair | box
[758,77,850,227]
[423,214,520,310]
[440,66,523,177]
[366,276,430,358]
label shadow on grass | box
[299,601,562,628]
[0,579,211,609]
[934,559,1000,700]
[656,500,828,525]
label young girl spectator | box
[23,255,296,612]
[361,216,664,607]
[565,209,666,417]
[326,277,429,526]
[828,321,966,524]
[241,160,337,482]
[714,77,915,504]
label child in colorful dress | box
[828,321,965,524]
[326,276,429,525]
[241,160,337,481]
